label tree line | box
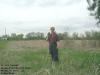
[0,32,45,40]
[58,30,100,40]
[0,30,100,40]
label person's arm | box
[46,32,50,41]
[46,36,48,41]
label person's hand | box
[46,36,48,41]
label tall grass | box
[0,41,8,50]
[0,41,100,75]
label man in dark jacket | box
[46,27,59,62]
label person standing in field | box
[46,27,59,62]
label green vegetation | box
[1,30,100,40]
[0,41,8,50]
[58,30,100,40]
[87,0,100,24]
[6,32,45,40]
[0,41,100,75]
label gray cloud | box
[0,0,98,36]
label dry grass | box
[5,40,100,51]
[5,40,66,51]
[1,40,100,75]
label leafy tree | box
[25,32,45,40]
[16,34,24,40]
[10,33,17,40]
[63,32,69,40]
[72,32,79,40]
[87,0,100,24]
[26,32,35,40]
[36,32,45,40]
[80,33,85,40]
[91,30,100,40]
[85,31,92,40]
[58,33,64,40]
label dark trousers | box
[49,42,59,62]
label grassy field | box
[0,41,100,75]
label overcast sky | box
[0,0,99,36]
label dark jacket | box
[47,32,59,44]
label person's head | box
[50,27,55,33]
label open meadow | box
[0,40,100,75]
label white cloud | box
[0,0,81,7]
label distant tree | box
[72,32,79,40]
[63,32,69,40]
[91,30,100,40]
[10,33,17,40]
[25,32,45,40]
[58,33,64,40]
[26,32,35,40]
[40,33,45,40]
[16,34,24,40]
[85,31,92,40]
[80,33,85,40]
[36,32,44,40]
